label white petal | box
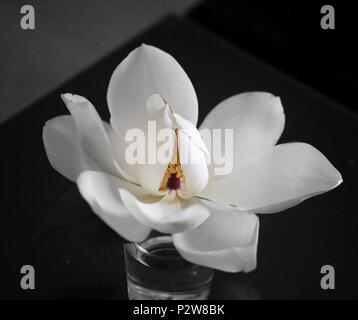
[77,170,151,242]
[135,94,176,195]
[177,131,209,199]
[173,200,259,272]
[146,92,169,116]
[105,95,170,185]
[119,189,210,234]
[43,115,100,182]
[174,113,209,161]
[200,143,343,213]
[107,44,198,134]
[61,93,132,180]
[105,125,139,184]
[199,92,285,179]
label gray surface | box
[0,0,201,123]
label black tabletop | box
[1,16,357,300]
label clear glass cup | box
[124,233,214,300]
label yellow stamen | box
[159,129,186,191]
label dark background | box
[190,0,358,113]
[1,1,357,300]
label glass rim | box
[124,235,185,262]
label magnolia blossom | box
[43,44,342,272]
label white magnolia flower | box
[43,44,342,272]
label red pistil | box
[167,174,181,190]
